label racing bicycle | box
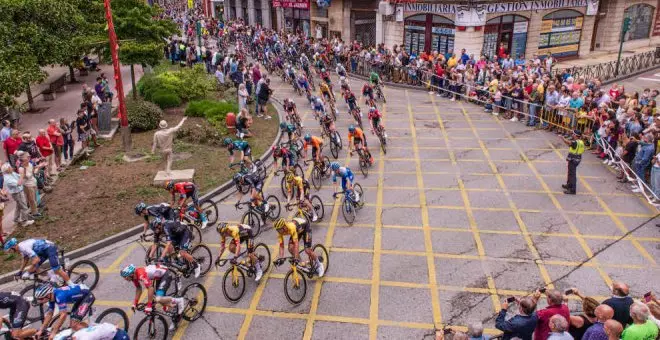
[216,244,271,302]
[141,233,213,278]
[334,183,364,225]
[304,158,331,190]
[273,244,329,305]
[285,198,325,225]
[235,197,281,236]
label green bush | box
[152,90,182,109]
[138,64,214,103]
[184,100,238,123]
[126,98,163,131]
[184,100,216,117]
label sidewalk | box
[3,63,144,236]
[555,46,656,68]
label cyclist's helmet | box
[274,218,286,231]
[279,122,287,129]
[135,202,147,215]
[3,238,17,251]
[321,68,326,73]
[285,172,295,183]
[149,217,164,230]
[223,137,233,146]
[164,181,174,191]
[34,283,54,300]
[348,125,356,133]
[232,173,243,184]
[369,107,376,112]
[216,222,229,234]
[304,134,311,142]
[120,264,136,278]
[330,162,340,171]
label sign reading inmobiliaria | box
[404,0,589,14]
[273,0,309,9]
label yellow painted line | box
[408,91,442,328]
[546,142,658,266]
[172,267,217,339]
[482,107,614,288]
[107,243,139,271]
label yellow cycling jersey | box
[220,224,251,244]
[276,218,305,244]
[286,176,304,193]
[319,83,330,94]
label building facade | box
[223,0,660,59]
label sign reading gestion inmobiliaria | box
[404,0,591,14]
[273,0,309,9]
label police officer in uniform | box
[562,130,585,195]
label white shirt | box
[72,323,117,340]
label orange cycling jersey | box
[348,128,365,142]
[303,136,323,150]
[319,83,330,94]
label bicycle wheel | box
[313,244,330,274]
[321,156,330,174]
[134,315,168,340]
[359,157,368,177]
[342,198,356,225]
[283,269,307,305]
[334,131,343,149]
[200,200,218,227]
[379,134,387,154]
[265,195,281,222]
[181,283,207,321]
[242,211,262,235]
[144,244,165,265]
[191,244,213,276]
[280,176,288,198]
[354,183,364,207]
[255,159,267,180]
[222,267,246,302]
[187,224,203,246]
[311,167,322,190]
[355,111,363,129]
[19,284,42,323]
[330,139,339,159]
[310,195,325,221]
[254,243,272,274]
[67,260,100,290]
[95,308,129,332]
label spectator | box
[582,304,615,340]
[257,77,272,120]
[604,320,623,340]
[94,77,106,102]
[17,132,41,161]
[215,65,225,85]
[496,296,538,340]
[548,315,574,340]
[17,151,39,218]
[76,109,91,153]
[60,118,74,162]
[621,302,658,340]
[47,119,64,171]
[3,130,21,168]
[0,120,11,145]
[1,162,33,227]
[631,134,655,192]
[35,129,55,176]
[533,289,571,340]
[602,282,634,326]
[238,83,249,112]
[467,321,489,340]
[568,288,599,340]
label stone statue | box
[152,117,187,173]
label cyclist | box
[35,283,94,338]
[303,134,324,164]
[71,322,130,340]
[273,218,324,277]
[135,202,176,235]
[319,81,334,103]
[336,63,347,77]
[285,64,296,83]
[152,218,201,278]
[233,171,269,213]
[283,98,300,126]
[0,291,35,339]
[319,68,331,86]
[224,138,253,168]
[348,125,374,164]
[165,181,208,229]
[345,90,360,115]
[4,238,73,286]
[331,162,361,203]
[300,54,311,76]
[369,71,382,88]
[284,171,317,222]
[339,76,351,97]
[216,222,263,281]
[311,96,326,119]
[272,145,296,173]
[297,73,311,96]
[279,121,297,142]
[361,82,375,106]
[119,264,186,330]
[368,107,387,138]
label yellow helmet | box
[274,218,286,231]
[285,172,295,183]
[216,222,229,234]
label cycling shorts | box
[113,329,130,340]
[70,292,96,322]
[155,270,173,297]
[37,245,61,271]
[10,299,29,329]
[311,146,319,160]
[313,104,324,112]
[238,230,255,252]
[179,187,200,206]
[291,219,312,249]
[280,153,296,168]
[169,229,192,251]
[372,117,381,128]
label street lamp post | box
[104,0,132,151]
[615,17,631,77]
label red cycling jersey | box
[133,264,168,288]
[173,182,196,195]
[368,110,382,120]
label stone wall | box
[454,27,485,58]
[596,0,660,52]
[384,20,404,47]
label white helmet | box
[340,76,346,81]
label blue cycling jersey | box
[48,284,90,312]
[332,167,353,183]
[229,140,250,155]
[283,124,296,133]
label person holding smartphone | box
[495,296,538,340]
[565,288,599,340]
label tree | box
[109,0,177,99]
[0,0,92,110]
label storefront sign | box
[455,5,486,26]
[395,5,404,21]
[404,0,588,15]
[273,0,309,9]
[513,21,528,33]
[586,0,599,15]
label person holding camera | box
[495,296,538,340]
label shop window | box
[482,15,528,59]
[404,14,454,55]
[623,4,654,41]
[538,9,583,58]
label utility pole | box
[615,17,631,77]
[104,0,131,151]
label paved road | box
[3,72,659,340]
[617,68,660,94]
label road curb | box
[0,101,284,285]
